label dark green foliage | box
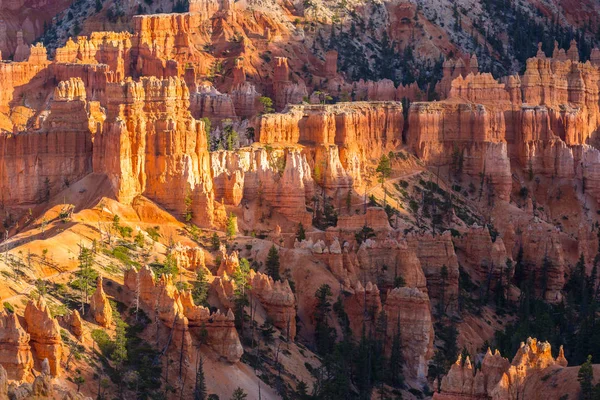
[355,225,376,244]
[224,123,239,151]
[266,245,281,281]
[261,320,276,343]
[311,297,402,399]
[184,191,194,222]
[211,232,220,250]
[477,0,596,76]
[192,268,210,306]
[333,295,351,339]
[232,258,251,332]
[173,0,189,12]
[513,245,525,285]
[149,252,178,277]
[314,284,336,355]
[195,356,207,400]
[393,276,406,288]
[428,322,459,386]
[565,254,587,305]
[313,196,338,229]
[2,302,14,313]
[579,355,594,400]
[296,222,306,242]
[146,226,161,242]
[226,213,236,239]
[230,388,247,400]
[388,319,404,388]
[494,255,600,368]
[259,97,274,114]
[437,265,448,316]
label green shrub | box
[3,302,14,313]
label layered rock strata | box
[434,338,569,400]
[89,276,113,328]
[93,76,215,227]
[0,311,33,381]
[23,298,63,377]
[124,265,243,362]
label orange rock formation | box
[90,276,113,328]
[434,338,569,400]
[124,265,243,362]
[23,298,63,377]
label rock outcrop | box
[89,276,113,328]
[0,77,96,206]
[407,232,460,313]
[124,265,243,362]
[273,57,307,110]
[211,146,314,224]
[93,76,215,227]
[23,298,63,377]
[434,338,569,400]
[173,244,206,272]
[249,270,297,340]
[212,249,297,340]
[407,42,600,208]
[257,102,402,192]
[344,281,382,338]
[0,311,33,381]
[384,287,434,380]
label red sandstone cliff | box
[93,76,215,227]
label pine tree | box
[566,253,587,306]
[194,355,207,400]
[230,388,247,400]
[540,255,551,298]
[192,268,210,306]
[579,355,594,400]
[388,318,404,387]
[77,245,97,314]
[111,313,128,396]
[438,265,448,316]
[211,232,220,250]
[296,222,306,242]
[376,155,392,207]
[514,245,525,286]
[184,190,193,222]
[266,245,281,281]
[314,284,336,355]
[296,381,309,398]
[226,214,236,240]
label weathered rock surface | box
[407,231,460,313]
[384,287,434,380]
[249,270,297,340]
[93,76,215,227]
[124,265,243,362]
[211,146,314,224]
[89,276,113,328]
[23,298,63,377]
[173,243,206,272]
[0,77,96,206]
[0,311,33,381]
[434,338,570,400]
[343,281,382,338]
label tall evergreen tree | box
[314,284,336,355]
[266,245,281,281]
[230,388,247,400]
[296,222,306,242]
[579,355,594,400]
[388,318,404,387]
[194,355,207,400]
